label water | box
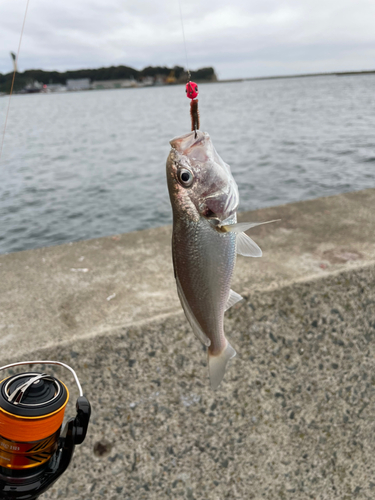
[1,75,374,254]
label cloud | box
[0,0,374,79]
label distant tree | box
[0,64,218,93]
[173,66,185,79]
[139,66,171,78]
[190,67,217,82]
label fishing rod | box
[1,7,91,498]
[0,361,91,500]
[0,0,30,163]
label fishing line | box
[177,0,200,135]
[177,0,191,81]
[0,0,31,164]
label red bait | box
[185,81,198,99]
[185,81,199,137]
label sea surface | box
[0,75,374,254]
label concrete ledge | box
[0,190,375,499]
[1,188,375,359]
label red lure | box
[186,81,199,136]
[185,81,198,100]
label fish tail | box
[208,341,236,390]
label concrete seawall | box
[1,189,375,499]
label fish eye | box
[177,168,194,187]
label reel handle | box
[73,396,91,445]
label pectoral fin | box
[225,289,243,311]
[176,276,211,347]
[220,219,280,233]
[236,232,262,257]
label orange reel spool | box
[0,373,69,470]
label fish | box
[166,130,276,389]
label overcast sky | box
[1,0,374,79]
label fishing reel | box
[0,361,91,500]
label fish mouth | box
[170,130,206,153]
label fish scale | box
[172,216,237,355]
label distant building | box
[154,75,166,86]
[66,78,91,91]
[91,79,137,90]
[139,76,154,87]
[45,83,67,93]
[165,70,176,84]
[20,81,43,94]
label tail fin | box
[208,341,236,390]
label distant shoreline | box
[1,68,373,96]
[219,69,375,83]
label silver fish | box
[166,130,274,389]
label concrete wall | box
[1,189,375,499]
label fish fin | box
[236,232,262,257]
[220,219,279,258]
[225,289,243,311]
[208,341,236,390]
[176,277,211,347]
[221,219,280,233]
